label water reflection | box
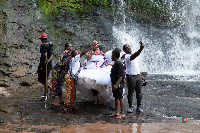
[50,121,200,133]
[137,123,142,133]
[1,120,200,133]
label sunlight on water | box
[112,0,200,79]
[30,120,200,133]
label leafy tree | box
[37,0,110,15]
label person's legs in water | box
[135,75,143,113]
[38,66,45,101]
[126,74,136,113]
[92,89,99,104]
[51,96,60,106]
[64,73,77,109]
[98,94,103,104]
[38,66,51,101]
[115,99,120,115]
[110,99,120,117]
[51,69,64,106]
[116,98,125,118]
[51,85,62,106]
[110,86,124,118]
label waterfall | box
[112,0,200,80]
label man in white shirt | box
[123,42,145,113]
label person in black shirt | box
[110,48,125,119]
[37,33,53,101]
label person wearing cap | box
[37,33,53,101]
[123,42,145,113]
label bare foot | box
[62,106,68,113]
[51,101,60,106]
[72,107,78,110]
[71,105,78,110]
[60,100,64,104]
[110,113,119,117]
[48,85,52,90]
[116,114,125,119]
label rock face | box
[0,0,182,87]
[0,0,43,87]
[0,0,115,87]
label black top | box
[39,42,53,69]
[110,61,125,85]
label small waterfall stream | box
[112,0,200,80]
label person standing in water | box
[51,43,73,106]
[110,48,125,119]
[37,33,53,101]
[84,40,109,104]
[123,41,145,113]
[64,46,93,111]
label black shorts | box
[37,65,51,84]
[112,87,123,99]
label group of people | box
[37,33,145,118]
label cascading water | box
[112,0,200,80]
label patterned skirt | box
[64,73,76,108]
[51,67,63,96]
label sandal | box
[110,113,119,117]
[51,101,60,106]
[70,105,78,110]
[62,106,68,113]
[116,114,125,119]
[72,107,78,110]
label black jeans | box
[126,74,142,108]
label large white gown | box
[76,51,113,101]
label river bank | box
[0,78,200,132]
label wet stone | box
[0,77,200,132]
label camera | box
[118,84,124,88]
[142,80,147,86]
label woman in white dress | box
[76,40,112,104]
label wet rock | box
[0,81,9,87]
[19,82,32,86]
[0,105,14,113]
[0,107,7,113]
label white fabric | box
[104,50,126,64]
[125,54,140,75]
[104,50,114,64]
[76,53,112,101]
[85,55,105,69]
[70,54,80,75]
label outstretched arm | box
[80,46,92,58]
[85,42,94,61]
[130,42,145,61]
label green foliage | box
[0,44,4,50]
[27,33,33,43]
[124,0,170,19]
[37,0,110,15]
[0,0,9,10]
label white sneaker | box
[127,107,133,113]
